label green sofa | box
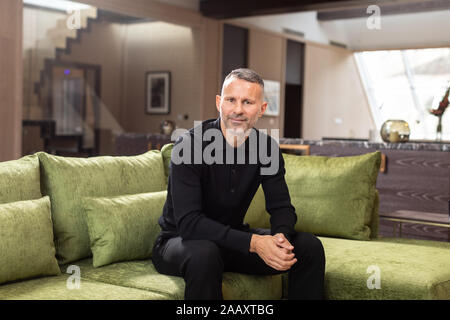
[0,144,449,300]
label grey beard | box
[224,127,252,147]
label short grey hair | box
[223,68,264,90]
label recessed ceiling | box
[199,0,450,19]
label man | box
[153,68,325,300]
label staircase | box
[33,7,98,101]
[24,7,99,157]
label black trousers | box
[152,228,325,300]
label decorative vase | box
[160,120,175,135]
[380,120,410,143]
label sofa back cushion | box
[283,151,381,240]
[160,143,173,183]
[244,186,270,229]
[244,187,380,240]
[83,191,167,267]
[0,154,41,204]
[244,152,381,240]
[0,196,60,284]
[38,150,167,264]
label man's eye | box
[227,98,235,102]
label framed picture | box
[263,79,280,116]
[146,71,171,114]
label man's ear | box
[258,101,268,118]
[216,95,221,113]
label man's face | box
[216,77,267,137]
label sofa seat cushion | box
[286,236,450,300]
[72,258,282,300]
[222,272,282,300]
[0,274,168,300]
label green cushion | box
[74,258,185,299]
[222,272,282,300]
[83,191,167,267]
[0,153,41,204]
[245,153,381,239]
[283,152,381,240]
[160,143,173,183]
[73,258,282,300]
[245,189,379,240]
[244,185,270,229]
[375,237,450,249]
[0,274,168,300]
[317,236,450,299]
[38,150,167,264]
[0,196,60,284]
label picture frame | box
[146,71,171,114]
[263,79,280,116]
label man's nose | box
[233,101,244,114]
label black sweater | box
[158,117,297,254]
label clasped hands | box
[249,233,297,271]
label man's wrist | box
[272,227,294,243]
[249,234,261,253]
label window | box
[355,48,450,141]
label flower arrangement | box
[430,86,449,116]
[429,86,449,141]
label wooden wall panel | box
[201,18,221,120]
[0,0,22,162]
[248,29,286,134]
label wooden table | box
[379,210,450,239]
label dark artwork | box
[151,78,165,108]
[146,71,170,114]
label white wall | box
[303,43,376,140]
[320,9,450,50]
[230,11,341,46]
[231,9,450,51]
